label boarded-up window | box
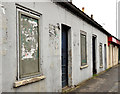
[81,33,87,66]
[19,12,40,78]
[99,43,103,67]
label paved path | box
[72,64,119,92]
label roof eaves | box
[56,2,110,36]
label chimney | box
[91,14,93,19]
[82,7,84,12]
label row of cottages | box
[0,1,120,92]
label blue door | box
[62,26,68,88]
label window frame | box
[18,11,41,79]
[80,31,87,66]
[99,43,103,67]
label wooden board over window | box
[19,12,40,78]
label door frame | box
[61,24,72,88]
[92,34,97,75]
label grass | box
[105,68,110,71]
[93,74,98,77]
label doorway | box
[104,44,107,69]
[61,24,70,88]
[92,35,97,75]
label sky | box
[0,0,119,37]
[73,0,119,37]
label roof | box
[56,2,111,36]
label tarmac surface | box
[71,64,120,92]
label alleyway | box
[71,64,119,92]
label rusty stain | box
[69,74,71,77]
[68,48,72,86]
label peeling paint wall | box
[49,23,60,55]
[47,23,61,91]
[2,2,108,92]
[20,14,39,60]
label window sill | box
[80,65,88,69]
[14,75,46,88]
[99,66,103,68]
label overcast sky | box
[73,0,119,37]
[0,0,119,37]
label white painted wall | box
[2,2,107,92]
[0,1,2,93]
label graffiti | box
[20,14,39,60]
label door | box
[92,36,97,74]
[62,25,68,88]
[104,44,107,69]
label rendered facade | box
[0,1,119,92]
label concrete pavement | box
[70,64,119,92]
